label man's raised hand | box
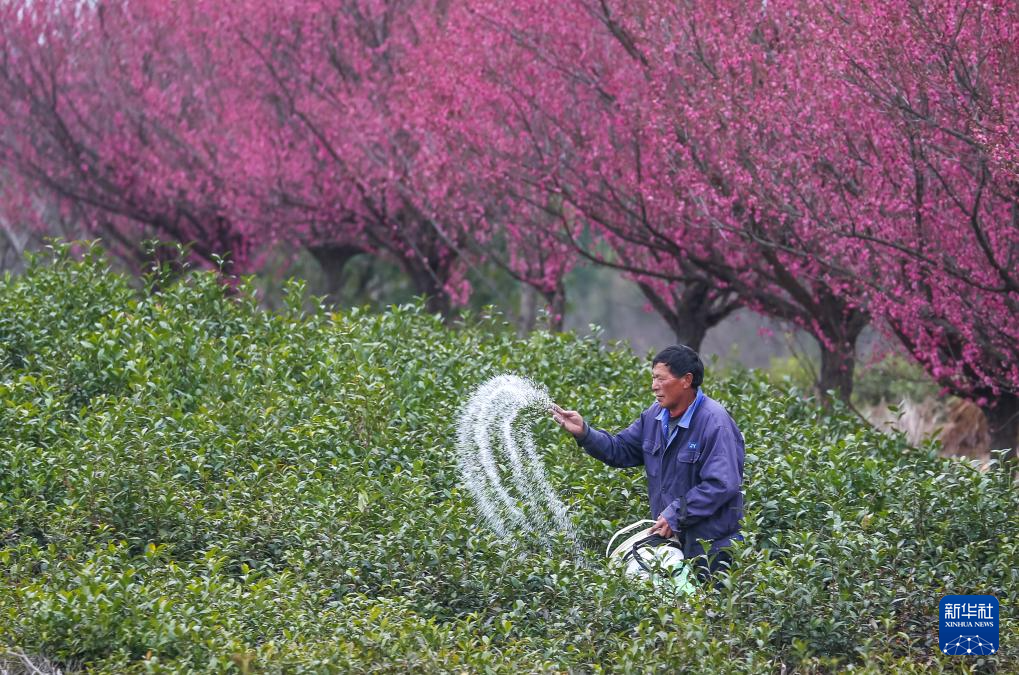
[550,403,586,436]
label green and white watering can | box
[606,519,696,595]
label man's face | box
[652,362,691,414]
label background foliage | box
[1,246,1016,673]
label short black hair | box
[652,345,704,389]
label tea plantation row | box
[0,245,1016,673]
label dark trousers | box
[690,548,732,583]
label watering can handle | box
[605,519,657,557]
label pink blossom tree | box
[214,0,483,314]
[817,0,1019,454]
[0,0,482,312]
[397,113,579,328]
[0,0,581,317]
[0,0,275,272]
[625,0,1018,451]
[623,0,875,398]
[622,0,1017,450]
[413,0,743,350]
[423,0,871,396]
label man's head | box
[651,345,703,415]
[653,345,704,387]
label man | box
[552,345,745,578]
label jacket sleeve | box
[661,421,741,530]
[575,413,645,468]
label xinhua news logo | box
[939,595,999,656]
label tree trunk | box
[814,310,868,404]
[0,219,27,275]
[817,341,857,402]
[517,284,538,334]
[542,283,566,332]
[982,393,1019,462]
[668,315,709,352]
[636,280,739,352]
[405,259,452,317]
[514,283,566,334]
[308,244,366,298]
[812,294,869,404]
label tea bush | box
[1,244,1016,673]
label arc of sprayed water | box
[457,374,571,541]
[511,407,571,529]
[497,387,571,530]
[496,391,542,527]
[456,383,505,533]
[473,381,531,530]
[457,377,527,534]
[455,443,508,536]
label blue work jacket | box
[577,392,745,558]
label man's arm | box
[552,405,644,468]
[660,422,741,531]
